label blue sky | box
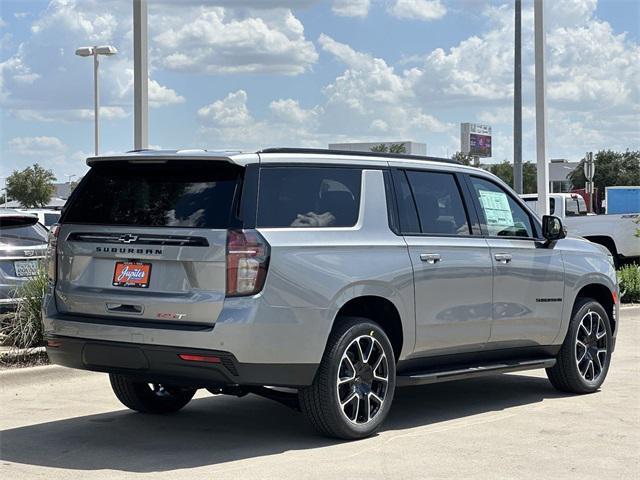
[1,0,638,181]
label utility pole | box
[513,0,523,194]
[133,0,149,150]
[534,0,549,216]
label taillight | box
[46,224,60,283]
[226,229,270,297]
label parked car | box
[0,210,48,312]
[17,209,62,230]
[44,148,619,439]
[521,192,639,266]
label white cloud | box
[270,98,321,124]
[197,90,253,128]
[148,79,185,107]
[8,136,67,156]
[153,7,318,75]
[388,0,447,21]
[12,107,129,123]
[0,17,6,28]
[332,0,371,18]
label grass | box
[0,269,48,350]
[618,263,640,304]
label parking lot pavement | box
[1,307,638,480]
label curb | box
[0,364,94,388]
[620,304,640,311]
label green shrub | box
[618,264,640,304]
[1,269,47,349]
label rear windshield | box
[0,216,48,245]
[62,161,244,228]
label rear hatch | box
[0,215,48,300]
[55,159,245,327]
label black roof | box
[257,147,460,165]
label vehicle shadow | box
[1,374,567,472]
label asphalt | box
[1,306,639,480]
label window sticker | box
[478,189,514,233]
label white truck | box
[521,193,639,266]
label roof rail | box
[257,147,460,165]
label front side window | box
[405,171,471,235]
[257,167,361,228]
[470,176,534,238]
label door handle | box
[494,253,512,264]
[420,253,441,264]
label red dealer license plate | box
[112,261,152,288]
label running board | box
[396,358,556,387]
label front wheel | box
[299,317,396,440]
[546,298,612,394]
[109,374,197,414]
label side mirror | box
[542,215,566,242]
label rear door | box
[55,159,249,327]
[391,168,493,356]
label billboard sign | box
[461,123,492,158]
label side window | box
[391,170,420,234]
[550,197,555,215]
[257,167,361,228]
[565,196,586,216]
[469,176,534,238]
[405,171,471,236]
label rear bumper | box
[46,335,318,388]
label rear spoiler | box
[86,150,258,167]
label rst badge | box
[113,261,152,288]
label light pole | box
[75,45,118,156]
[534,0,549,217]
[65,174,77,184]
[513,0,523,194]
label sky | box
[0,0,638,182]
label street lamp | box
[75,45,118,156]
[65,173,77,184]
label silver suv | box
[44,148,618,439]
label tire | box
[299,317,396,440]
[109,374,197,414]
[546,297,612,394]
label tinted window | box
[405,171,470,235]
[392,170,420,234]
[0,216,47,245]
[44,213,61,226]
[257,167,361,228]
[566,196,586,216]
[62,161,243,228]
[470,177,533,238]
[522,197,555,215]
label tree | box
[451,151,474,166]
[487,160,537,193]
[568,150,640,196]
[6,164,56,208]
[370,143,407,154]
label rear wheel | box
[299,317,396,440]
[109,374,197,414]
[546,298,612,394]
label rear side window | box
[405,171,471,236]
[62,161,244,228]
[565,196,586,216]
[44,213,61,226]
[257,167,361,228]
